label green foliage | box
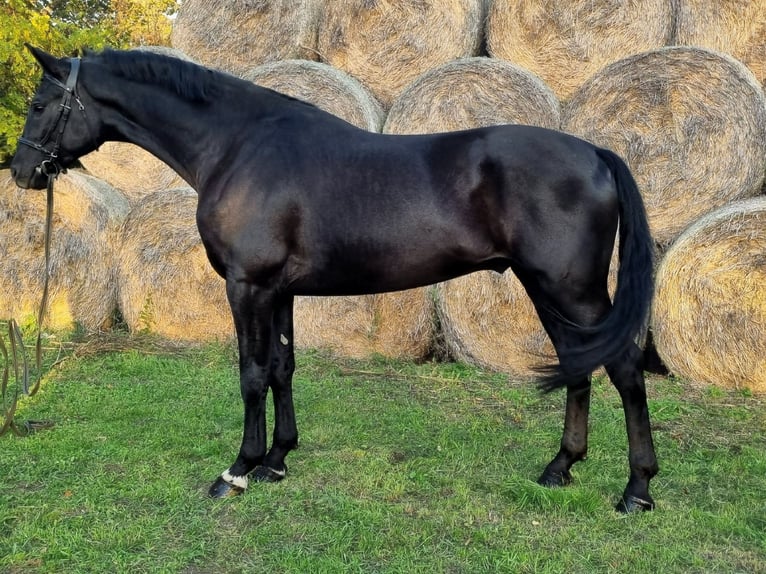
[0,0,176,165]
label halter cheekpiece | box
[18,58,85,177]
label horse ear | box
[25,44,69,81]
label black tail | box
[539,147,654,392]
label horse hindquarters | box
[512,146,657,511]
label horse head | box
[11,45,99,189]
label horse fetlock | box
[252,464,287,483]
[209,470,248,498]
[615,493,655,513]
[537,467,573,488]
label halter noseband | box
[18,58,87,177]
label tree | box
[0,0,177,165]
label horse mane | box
[90,48,225,102]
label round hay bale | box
[563,47,766,249]
[242,59,384,131]
[116,187,233,341]
[437,271,553,379]
[652,197,766,393]
[294,291,434,360]
[0,169,129,331]
[171,0,320,76]
[383,57,560,134]
[79,46,190,203]
[80,142,187,205]
[674,0,766,87]
[486,0,673,102]
[316,0,485,109]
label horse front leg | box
[209,280,275,498]
[253,294,298,482]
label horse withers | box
[10,46,658,512]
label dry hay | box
[80,142,187,205]
[115,187,233,342]
[674,0,766,87]
[383,57,560,134]
[438,271,552,379]
[0,169,129,331]
[242,59,384,131]
[79,46,189,204]
[294,290,434,360]
[171,0,320,76]
[563,47,766,249]
[486,0,673,102]
[316,0,485,109]
[652,197,766,393]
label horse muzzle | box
[9,162,57,190]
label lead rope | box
[0,171,55,436]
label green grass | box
[1,336,765,573]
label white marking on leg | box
[222,468,248,490]
[269,466,287,478]
[280,334,289,346]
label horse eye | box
[32,103,45,113]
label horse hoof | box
[537,469,573,488]
[615,494,655,513]
[208,476,246,498]
[252,464,287,483]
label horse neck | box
[91,74,227,189]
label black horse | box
[11,46,658,512]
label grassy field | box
[1,335,765,573]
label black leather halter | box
[18,58,86,177]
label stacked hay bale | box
[316,0,486,108]
[563,47,766,250]
[652,198,766,393]
[243,59,431,358]
[674,0,766,87]
[242,59,385,131]
[115,187,232,341]
[384,57,560,133]
[79,47,189,205]
[486,0,674,102]
[294,290,435,360]
[0,170,129,331]
[80,142,186,206]
[171,0,320,76]
[384,58,568,378]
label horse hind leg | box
[537,379,591,488]
[532,300,597,489]
[523,271,657,512]
[605,343,658,512]
[514,267,608,490]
